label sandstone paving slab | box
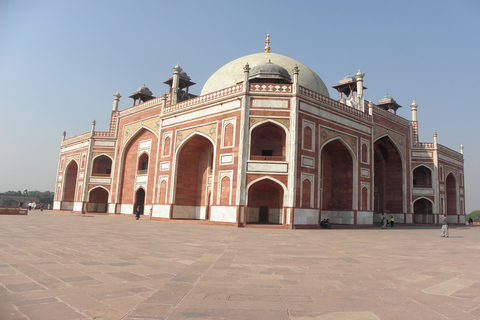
[290,311,382,320]
[0,284,10,295]
[17,301,87,320]
[57,293,110,312]
[5,282,45,293]
[423,277,477,296]
[19,285,86,301]
[88,288,135,301]
[124,302,172,318]
[13,297,58,307]
[102,294,147,313]
[61,279,104,288]
[107,271,149,282]
[143,285,191,304]
[2,211,480,319]
[84,309,125,320]
[0,302,28,320]
[166,307,291,320]
[0,265,19,275]
[175,297,288,311]
[34,275,70,290]
[0,274,33,285]
[126,286,156,294]
[0,293,27,304]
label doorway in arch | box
[247,179,283,225]
[135,188,145,216]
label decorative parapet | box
[94,111,119,138]
[163,84,243,114]
[437,144,463,161]
[62,132,91,145]
[412,142,462,161]
[411,121,419,146]
[372,105,411,126]
[416,142,435,149]
[250,83,292,93]
[299,86,371,120]
[118,96,163,117]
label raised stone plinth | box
[0,206,28,215]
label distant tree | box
[467,210,480,222]
[1,190,54,206]
[26,190,54,205]
[4,190,22,195]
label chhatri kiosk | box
[54,35,465,228]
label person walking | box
[381,213,388,229]
[135,206,141,220]
[441,214,449,237]
[390,215,395,228]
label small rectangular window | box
[262,150,273,156]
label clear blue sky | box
[1,0,479,212]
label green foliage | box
[4,190,22,195]
[467,210,480,222]
[1,190,54,206]
[28,190,54,205]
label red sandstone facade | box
[54,47,465,227]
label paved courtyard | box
[0,210,479,320]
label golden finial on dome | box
[264,33,270,53]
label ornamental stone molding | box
[65,154,81,166]
[319,126,357,155]
[122,117,160,149]
[175,123,217,149]
[412,162,434,171]
[92,152,115,159]
[249,117,290,129]
[373,124,405,157]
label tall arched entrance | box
[374,137,403,215]
[413,198,433,223]
[320,140,353,211]
[118,128,158,214]
[445,173,457,215]
[62,161,78,210]
[247,179,284,224]
[88,188,109,213]
[174,134,214,220]
[134,188,145,216]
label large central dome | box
[200,52,330,97]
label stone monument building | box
[54,35,465,228]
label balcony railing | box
[250,155,285,161]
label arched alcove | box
[62,160,78,210]
[321,139,353,210]
[374,137,403,214]
[92,155,112,176]
[413,166,432,188]
[174,134,214,220]
[446,173,457,215]
[247,179,284,224]
[88,188,109,213]
[250,122,286,161]
[413,198,433,223]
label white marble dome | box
[200,52,330,97]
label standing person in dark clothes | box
[441,214,449,237]
[135,206,140,220]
